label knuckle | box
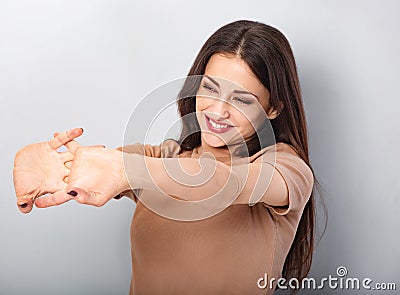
[75,196,87,205]
[75,148,84,158]
[75,146,87,155]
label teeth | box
[209,117,228,129]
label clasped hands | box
[13,128,130,214]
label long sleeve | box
[121,150,309,221]
[258,150,314,215]
[116,139,180,202]
[119,140,314,220]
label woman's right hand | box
[13,128,84,214]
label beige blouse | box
[118,139,314,295]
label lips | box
[204,115,234,134]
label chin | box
[202,133,226,147]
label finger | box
[54,132,104,152]
[59,151,74,163]
[54,133,72,154]
[64,140,81,154]
[68,188,109,207]
[64,143,106,156]
[34,191,75,208]
[17,196,34,214]
[48,128,84,150]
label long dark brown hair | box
[175,20,326,292]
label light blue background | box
[1,1,399,294]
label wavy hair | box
[176,20,327,293]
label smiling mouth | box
[204,115,234,133]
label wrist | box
[119,152,145,192]
[119,153,131,193]
[122,153,147,191]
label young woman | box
[14,20,323,294]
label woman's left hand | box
[67,145,130,207]
[37,143,130,208]
[13,128,83,213]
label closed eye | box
[202,83,219,95]
[233,97,252,105]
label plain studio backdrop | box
[0,1,399,294]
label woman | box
[13,20,323,294]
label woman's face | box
[195,53,278,148]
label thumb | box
[34,190,75,208]
[67,187,109,207]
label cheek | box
[234,109,266,131]
[249,111,267,130]
[239,115,254,131]
[195,96,212,112]
[195,96,208,125]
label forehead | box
[204,53,270,101]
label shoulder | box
[159,139,181,157]
[253,142,314,214]
[250,142,299,163]
[257,143,313,182]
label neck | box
[196,138,245,160]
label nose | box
[212,97,230,119]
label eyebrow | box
[204,75,259,100]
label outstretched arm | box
[122,153,289,206]
[47,146,289,209]
[36,139,313,218]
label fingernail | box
[80,128,84,133]
[19,203,28,208]
[102,145,106,148]
[67,190,78,197]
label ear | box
[267,101,284,120]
